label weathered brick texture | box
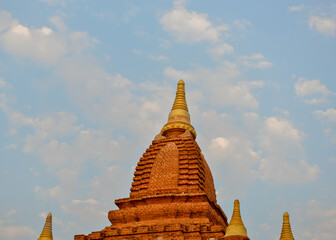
[75,131,228,240]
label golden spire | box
[224,199,248,238]
[161,80,196,138]
[279,212,295,240]
[38,212,53,240]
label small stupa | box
[279,212,295,240]
[224,199,250,240]
[38,212,53,240]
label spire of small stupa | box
[38,212,53,240]
[279,212,295,240]
[224,199,248,238]
[161,80,196,138]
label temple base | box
[74,222,226,240]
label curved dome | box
[130,80,216,202]
[130,130,217,203]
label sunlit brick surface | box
[75,132,229,240]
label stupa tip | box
[224,199,248,238]
[38,212,53,240]
[279,211,295,240]
[160,79,196,138]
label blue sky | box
[0,0,335,239]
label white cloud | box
[314,108,336,122]
[123,4,139,22]
[160,1,225,43]
[295,77,331,104]
[148,55,169,61]
[49,16,67,32]
[37,129,121,169]
[256,60,273,69]
[62,200,106,224]
[259,157,319,184]
[314,108,336,143]
[288,5,304,12]
[209,137,230,152]
[297,78,330,95]
[0,23,67,64]
[264,117,303,143]
[89,165,133,212]
[309,16,336,36]
[208,42,234,57]
[259,223,272,231]
[233,19,251,31]
[202,121,260,199]
[6,111,80,139]
[0,221,35,240]
[0,13,96,65]
[241,53,264,60]
[240,54,273,69]
[164,67,194,82]
[132,49,143,55]
[164,62,262,109]
[38,0,66,7]
[258,117,319,183]
[71,199,99,205]
[0,10,17,33]
[294,199,336,240]
[47,168,80,202]
[323,128,336,144]
[3,144,17,149]
[0,78,6,88]
[56,166,132,225]
[5,209,16,217]
[305,98,327,104]
[1,101,126,168]
[70,31,98,53]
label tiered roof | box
[279,212,295,240]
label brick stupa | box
[75,80,229,240]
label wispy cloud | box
[314,108,336,122]
[160,0,226,43]
[0,11,96,65]
[240,54,273,69]
[208,42,234,57]
[288,5,304,12]
[309,16,336,36]
[258,117,319,184]
[0,221,35,240]
[295,77,332,104]
[148,55,169,61]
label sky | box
[0,0,335,239]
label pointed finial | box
[224,199,248,238]
[279,212,295,240]
[38,212,53,240]
[161,80,196,138]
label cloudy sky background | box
[0,0,335,239]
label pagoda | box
[74,80,249,240]
[224,200,250,240]
[38,212,53,240]
[279,212,295,240]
